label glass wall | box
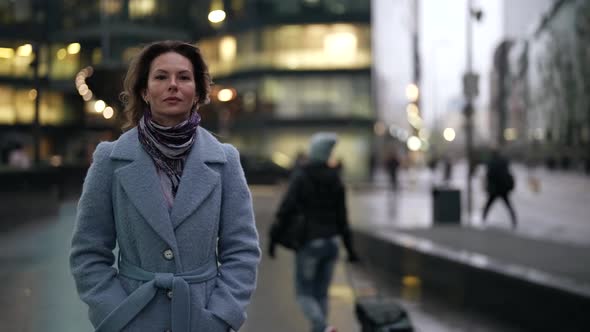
[230,0,370,21]
[224,73,371,119]
[0,85,73,125]
[229,126,373,181]
[57,0,200,31]
[50,43,82,80]
[259,75,371,118]
[0,41,80,80]
[200,23,371,76]
[0,0,33,25]
[0,42,39,78]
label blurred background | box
[1,0,589,331]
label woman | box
[269,132,359,332]
[70,40,260,332]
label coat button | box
[166,289,173,299]
[162,249,174,260]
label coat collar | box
[110,127,227,252]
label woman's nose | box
[168,77,178,90]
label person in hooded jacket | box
[268,132,359,332]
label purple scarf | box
[137,110,201,196]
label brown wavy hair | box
[120,40,212,130]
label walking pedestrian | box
[442,155,453,184]
[385,150,400,190]
[268,132,359,332]
[69,40,261,332]
[482,148,517,229]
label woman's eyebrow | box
[152,69,192,74]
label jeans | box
[295,237,339,332]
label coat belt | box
[95,258,219,332]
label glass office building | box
[199,0,373,180]
[1,0,374,179]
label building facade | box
[197,0,373,181]
[491,0,590,171]
[0,0,212,167]
[1,0,373,180]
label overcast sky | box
[373,0,554,141]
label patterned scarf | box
[137,110,201,196]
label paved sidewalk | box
[347,164,590,297]
[349,162,590,248]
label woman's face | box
[144,52,197,126]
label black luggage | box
[355,296,413,332]
[345,261,414,332]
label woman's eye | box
[154,75,166,80]
[180,76,191,81]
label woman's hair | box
[120,40,212,130]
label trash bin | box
[432,186,461,223]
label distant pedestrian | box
[385,150,400,190]
[8,142,31,169]
[442,156,453,184]
[269,132,359,332]
[70,40,260,332]
[482,149,517,228]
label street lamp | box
[464,0,483,222]
[208,0,226,25]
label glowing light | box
[504,128,517,141]
[406,103,419,116]
[217,88,235,102]
[208,0,226,24]
[57,48,67,60]
[271,152,291,169]
[219,36,236,61]
[16,44,32,57]
[82,91,93,101]
[407,136,422,151]
[0,48,14,58]
[324,32,357,58]
[67,43,81,54]
[103,106,114,119]
[443,128,456,142]
[208,10,226,23]
[418,128,430,140]
[406,83,419,102]
[28,89,37,100]
[374,122,386,136]
[94,100,106,113]
[78,84,89,95]
[49,155,63,167]
[408,113,423,129]
[402,275,421,287]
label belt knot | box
[154,272,174,289]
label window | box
[199,23,371,76]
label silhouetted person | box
[482,149,517,229]
[269,132,358,332]
[385,151,400,190]
[443,156,453,184]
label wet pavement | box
[350,162,590,248]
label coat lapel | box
[110,128,177,250]
[170,127,227,229]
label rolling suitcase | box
[355,296,413,332]
[345,263,414,332]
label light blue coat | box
[70,127,261,332]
